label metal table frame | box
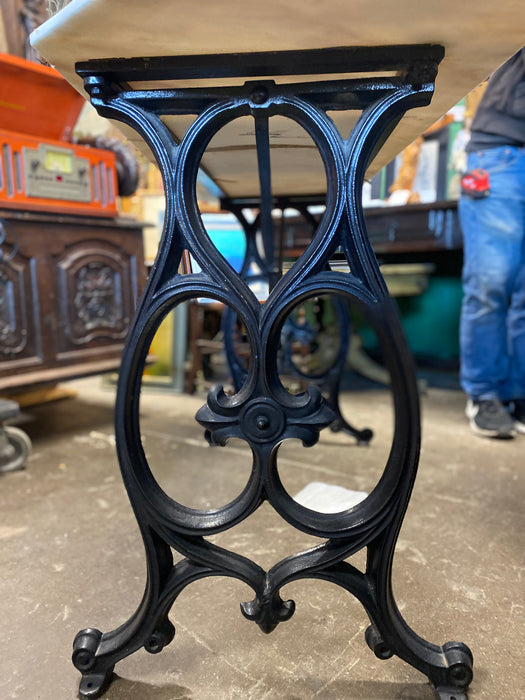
[71,44,473,699]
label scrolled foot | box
[72,628,102,673]
[73,628,115,699]
[355,428,374,445]
[365,624,393,660]
[144,618,176,654]
[329,419,373,445]
[78,669,115,699]
[442,641,473,689]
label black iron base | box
[72,44,472,699]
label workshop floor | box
[1,372,523,700]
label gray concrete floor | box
[1,374,524,700]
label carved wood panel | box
[55,240,135,353]
[0,259,40,363]
[0,222,41,368]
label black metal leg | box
[73,527,176,698]
[292,294,374,444]
[73,45,472,699]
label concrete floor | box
[1,373,524,700]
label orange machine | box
[0,53,118,217]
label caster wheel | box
[0,426,32,473]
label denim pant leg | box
[504,259,525,400]
[459,146,525,400]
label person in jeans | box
[459,49,525,438]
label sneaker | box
[465,399,516,439]
[508,399,525,434]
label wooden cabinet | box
[0,209,146,391]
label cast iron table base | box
[71,45,473,700]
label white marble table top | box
[31,0,525,198]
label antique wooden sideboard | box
[0,209,146,392]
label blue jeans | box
[459,146,525,401]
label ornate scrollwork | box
[74,262,121,331]
[0,269,27,356]
[0,219,19,263]
[0,222,25,354]
[240,590,295,634]
[196,385,336,448]
[0,273,14,344]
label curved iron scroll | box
[72,46,472,700]
[219,203,374,444]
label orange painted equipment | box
[0,53,118,216]
[0,52,85,141]
[0,128,118,217]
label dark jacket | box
[468,49,525,152]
